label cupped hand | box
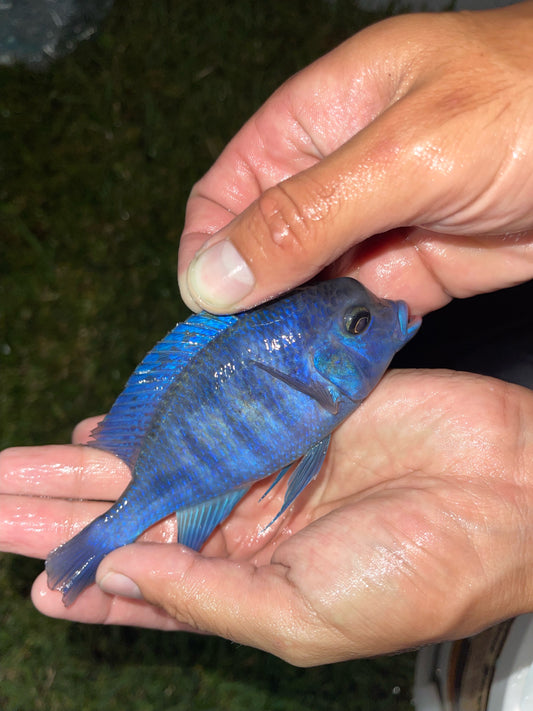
[178,2,533,316]
[2,369,533,665]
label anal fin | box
[176,488,249,551]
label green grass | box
[1,1,415,708]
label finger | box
[1,490,177,559]
[0,496,110,557]
[177,23,397,312]
[340,227,533,313]
[0,445,130,499]
[31,570,187,630]
[95,542,348,665]
[183,94,533,315]
[182,101,430,313]
[71,416,104,444]
[177,15,417,313]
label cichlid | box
[46,277,420,605]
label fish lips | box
[397,300,422,342]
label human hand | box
[3,369,533,665]
[178,2,533,316]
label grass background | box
[1,1,417,708]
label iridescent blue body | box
[46,277,420,605]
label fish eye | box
[344,306,371,335]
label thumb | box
[180,5,533,314]
[96,542,340,665]
[182,108,431,314]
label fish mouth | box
[398,301,421,340]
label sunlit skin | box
[178,4,533,314]
[2,2,533,667]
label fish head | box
[311,277,421,403]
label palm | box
[4,369,532,662]
[214,368,533,657]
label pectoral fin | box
[250,360,338,414]
[266,435,331,527]
[259,463,292,502]
[176,487,249,551]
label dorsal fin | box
[88,311,239,469]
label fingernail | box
[187,240,254,311]
[98,572,143,600]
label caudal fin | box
[46,520,115,606]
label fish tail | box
[46,516,118,607]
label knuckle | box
[158,586,209,632]
[162,597,198,629]
[254,178,334,260]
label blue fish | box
[46,277,420,605]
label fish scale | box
[46,277,420,605]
